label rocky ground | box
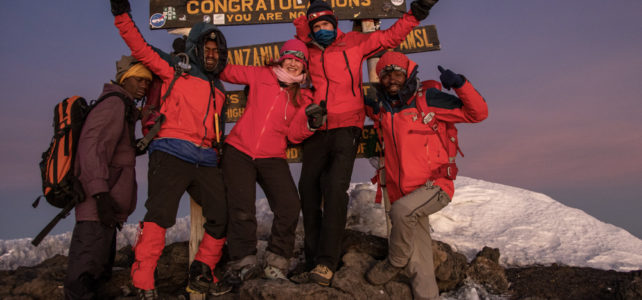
[1,230,641,300]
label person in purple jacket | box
[64,55,152,300]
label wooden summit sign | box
[149,0,406,28]
[224,25,439,66]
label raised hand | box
[438,65,465,90]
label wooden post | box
[357,18,393,238]
[189,198,206,300]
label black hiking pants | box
[64,221,116,300]
[144,150,227,238]
[298,126,361,271]
[223,144,301,261]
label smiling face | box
[380,70,407,96]
[312,20,334,33]
[281,58,304,77]
[203,40,219,71]
[121,76,151,100]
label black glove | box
[438,65,466,90]
[134,138,147,156]
[110,0,131,16]
[305,101,327,130]
[410,0,438,21]
[94,192,119,228]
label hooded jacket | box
[114,13,227,156]
[220,65,314,159]
[75,83,138,222]
[365,60,488,202]
[294,12,420,130]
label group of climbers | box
[61,0,488,299]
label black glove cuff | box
[452,75,466,89]
[410,1,430,21]
[110,0,131,16]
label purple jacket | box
[74,83,138,222]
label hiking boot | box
[220,263,261,292]
[186,260,213,294]
[238,263,263,281]
[136,288,159,300]
[366,259,403,285]
[209,279,233,296]
[309,264,333,286]
[264,264,288,280]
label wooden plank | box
[149,0,406,29]
[188,199,206,300]
[222,25,439,70]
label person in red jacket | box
[110,0,229,298]
[364,51,488,299]
[291,0,440,286]
[216,39,324,288]
[64,55,152,300]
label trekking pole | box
[32,201,75,246]
[379,161,392,238]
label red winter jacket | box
[366,71,488,202]
[294,12,419,130]
[221,65,314,159]
[115,13,226,149]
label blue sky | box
[0,0,641,240]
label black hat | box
[307,0,337,30]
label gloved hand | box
[294,15,312,43]
[438,65,466,90]
[410,0,439,21]
[110,0,131,16]
[94,192,119,228]
[305,101,327,130]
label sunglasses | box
[381,65,407,74]
[281,50,306,61]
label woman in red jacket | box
[217,39,324,287]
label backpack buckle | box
[423,112,434,124]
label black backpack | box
[31,92,129,246]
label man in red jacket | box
[291,0,440,286]
[364,51,488,299]
[110,0,230,298]
[64,55,151,300]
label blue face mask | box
[313,29,337,47]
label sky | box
[0,1,641,240]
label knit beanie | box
[307,0,337,30]
[115,55,152,83]
[279,39,309,66]
[376,51,410,78]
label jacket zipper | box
[342,51,356,97]
[200,81,214,149]
[284,89,289,120]
[321,49,330,102]
[255,89,280,154]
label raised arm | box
[111,0,174,80]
